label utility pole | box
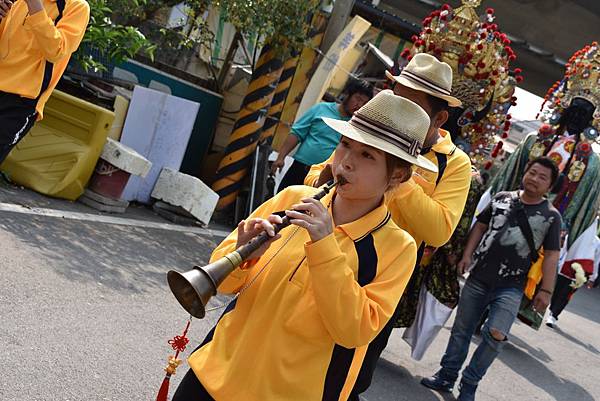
[320,0,356,53]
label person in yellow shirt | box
[0,0,89,163]
[305,53,472,400]
[171,90,437,401]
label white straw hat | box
[385,53,462,107]
[323,90,438,172]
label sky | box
[511,86,545,122]
[509,86,600,153]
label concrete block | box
[82,189,130,208]
[100,138,152,177]
[151,168,218,225]
[153,200,195,218]
[153,202,199,226]
[79,192,128,214]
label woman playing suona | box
[172,90,438,401]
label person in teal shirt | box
[272,79,372,192]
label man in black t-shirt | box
[469,190,561,289]
[421,157,562,401]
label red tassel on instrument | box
[156,374,172,401]
[155,318,191,401]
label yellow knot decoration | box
[164,356,182,375]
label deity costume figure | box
[488,43,600,250]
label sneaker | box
[457,380,477,401]
[546,314,557,329]
[420,370,456,393]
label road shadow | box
[557,286,600,325]
[493,332,596,401]
[506,332,553,363]
[550,326,600,356]
[365,358,456,401]
[0,213,218,294]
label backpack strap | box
[37,0,67,101]
[511,192,540,264]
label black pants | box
[550,275,577,320]
[277,159,310,193]
[172,368,215,401]
[0,92,37,164]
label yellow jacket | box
[188,185,417,401]
[0,0,90,118]
[305,129,472,247]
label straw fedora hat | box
[323,90,438,172]
[385,53,462,108]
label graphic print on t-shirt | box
[471,191,562,289]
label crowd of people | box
[174,35,600,399]
[1,0,598,400]
[173,0,600,398]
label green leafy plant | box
[216,0,319,57]
[73,0,317,75]
[108,0,182,26]
[73,0,157,72]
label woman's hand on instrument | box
[236,215,283,260]
[286,198,333,243]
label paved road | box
[363,286,600,401]
[0,210,223,401]
[0,186,598,401]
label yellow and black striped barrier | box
[212,44,284,210]
[271,13,328,150]
[259,53,300,144]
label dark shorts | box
[0,92,37,164]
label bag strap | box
[511,192,539,264]
[37,0,67,101]
[434,152,448,186]
[413,152,447,268]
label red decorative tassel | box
[155,318,192,401]
[156,374,172,401]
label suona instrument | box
[167,180,342,318]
